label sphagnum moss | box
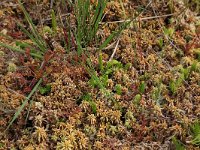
[32,126,47,143]
[0,0,200,149]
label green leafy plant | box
[105,60,123,71]
[190,60,199,72]
[180,68,189,80]
[39,84,51,95]
[88,59,122,88]
[133,94,142,105]
[169,60,199,95]
[169,73,184,95]
[172,137,185,150]
[82,93,97,114]
[115,84,122,95]
[157,38,164,48]
[190,121,200,146]
[163,27,175,37]
[169,80,177,95]
[139,81,146,94]
[87,58,106,89]
[124,63,132,71]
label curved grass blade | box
[0,42,43,59]
[89,0,106,41]
[18,0,47,51]
[17,23,46,52]
[5,78,43,131]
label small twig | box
[104,41,116,50]
[81,41,117,51]
[100,13,175,24]
[109,39,120,61]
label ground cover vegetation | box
[0,0,200,149]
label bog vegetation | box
[0,0,200,149]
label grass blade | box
[51,9,57,33]
[90,0,106,40]
[0,42,43,59]
[5,78,43,131]
[17,23,46,52]
[18,0,47,51]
